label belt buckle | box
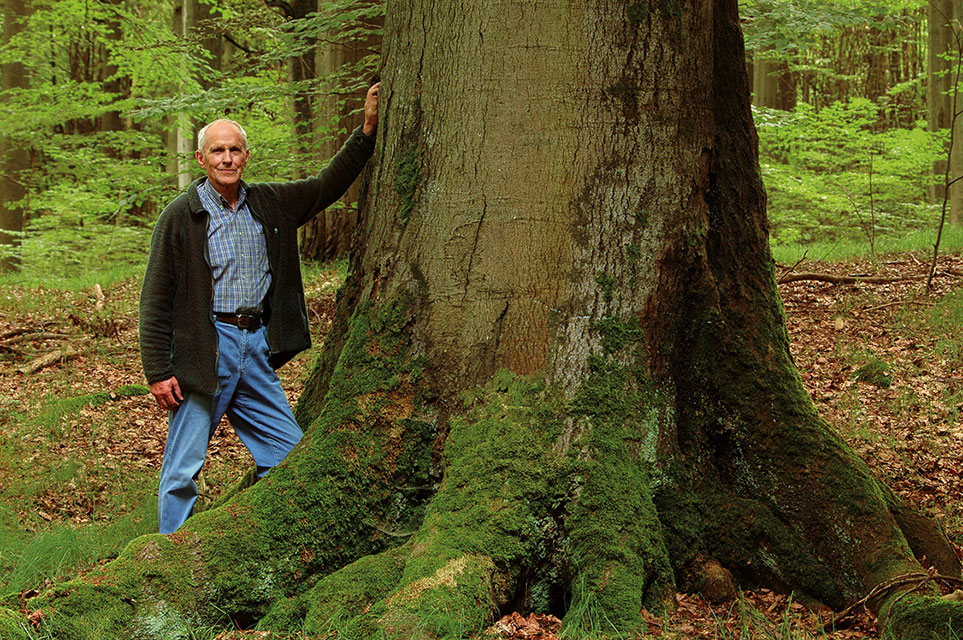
[237,314,258,330]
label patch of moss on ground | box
[853,356,892,388]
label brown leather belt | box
[215,312,262,331]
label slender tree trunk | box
[10,2,962,639]
[298,4,383,262]
[0,0,30,273]
[928,0,961,218]
[167,0,198,190]
[752,47,795,110]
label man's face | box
[195,121,250,196]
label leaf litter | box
[2,254,963,639]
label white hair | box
[196,119,248,152]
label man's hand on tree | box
[363,82,380,136]
[151,376,183,411]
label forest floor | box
[1,252,962,639]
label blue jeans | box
[157,321,303,534]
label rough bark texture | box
[8,2,963,639]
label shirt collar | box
[201,178,247,210]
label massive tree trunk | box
[0,0,30,273]
[10,2,962,639]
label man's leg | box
[225,325,303,477]
[157,394,217,534]
[157,323,243,534]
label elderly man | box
[140,83,379,534]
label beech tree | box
[927,0,963,223]
[7,1,963,638]
[0,0,30,272]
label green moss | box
[193,298,436,618]
[594,315,645,355]
[563,356,676,633]
[627,3,648,21]
[660,0,682,18]
[626,243,641,265]
[595,271,615,302]
[636,209,650,227]
[395,144,422,222]
[376,372,569,635]
[886,594,963,639]
[853,357,892,388]
[0,607,29,640]
[116,384,150,397]
[260,545,407,635]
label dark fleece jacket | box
[139,127,375,395]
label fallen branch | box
[2,332,74,346]
[779,272,924,285]
[855,300,933,315]
[0,327,32,341]
[19,347,81,375]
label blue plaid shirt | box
[199,179,271,314]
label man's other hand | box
[151,377,183,411]
[363,82,380,136]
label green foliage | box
[0,0,383,273]
[756,99,944,246]
[740,0,915,54]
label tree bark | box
[927,0,963,224]
[0,0,30,273]
[11,2,963,639]
[166,0,199,190]
[752,47,795,111]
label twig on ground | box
[778,272,924,285]
[827,570,963,631]
[2,332,74,346]
[19,347,81,375]
[777,251,810,284]
[854,300,933,315]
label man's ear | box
[195,150,204,166]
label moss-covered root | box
[563,356,676,636]
[360,371,567,638]
[21,533,212,639]
[23,299,435,638]
[378,551,510,639]
[882,593,963,640]
[257,545,411,635]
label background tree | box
[298,1,382,261]
[7,1,963,639]
[0,0,31,273]
[927,0,963,224]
